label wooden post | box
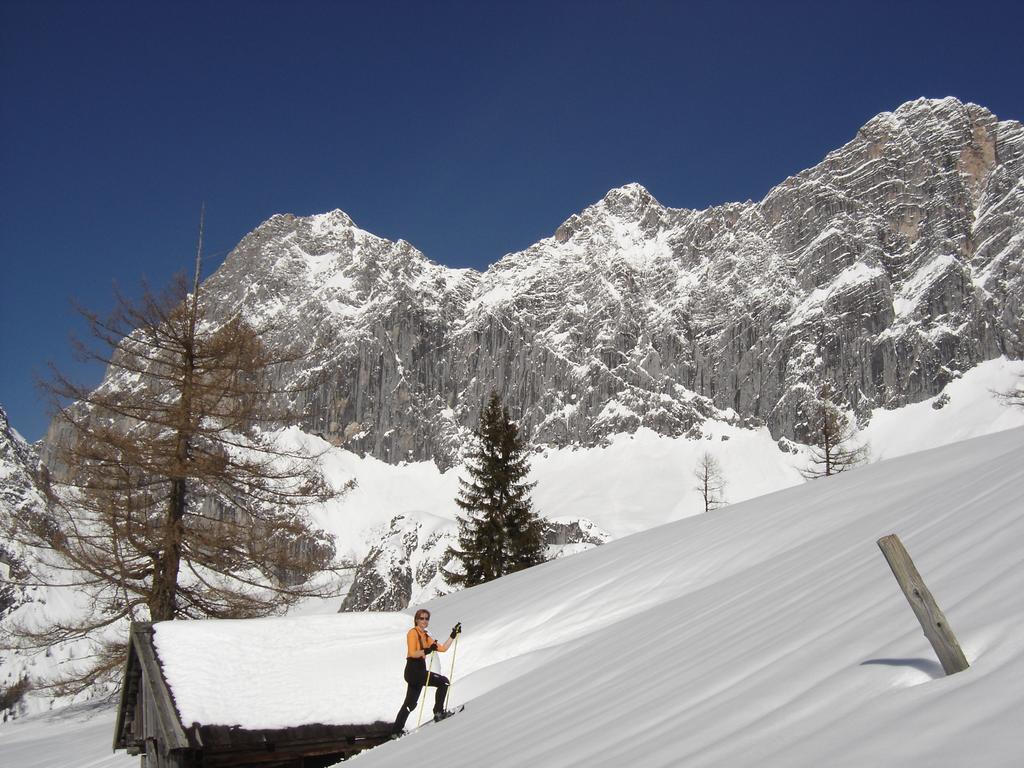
[876,534,969,676]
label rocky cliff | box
[196,98,1024,466]
[0,406,47,717]
[0,406,43,614]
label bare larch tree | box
[4,218,344,694]
[800,381,868,479]
[693,451,727,513]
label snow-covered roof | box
[152,612,413,729]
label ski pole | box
[443,633,459,711]
[416,651,436,728]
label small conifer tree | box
[447,392,546,587]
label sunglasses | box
[416,616,429,621]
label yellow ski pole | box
[416,651,436,728]
[443,633,459,711]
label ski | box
[432,704,465,723]
[391,705,465,740]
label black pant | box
[393,657,449,732]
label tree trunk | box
[150,478,186,621]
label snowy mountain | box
[3,95,1024,759]
[191,99,1024,616]
[6,407,1024,766]
[195,97,1023,468]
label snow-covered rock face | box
[0,406,44,616]
[161,99,1024,467]
[339,514,456,612]
[0,407,40,515]
[0,406,49,718]
[201,211,480,467]
[339,515,613,612]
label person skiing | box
[392,609,461,736]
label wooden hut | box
[114,621,398,767]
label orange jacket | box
[406,627,448,659]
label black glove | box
[424,642,438,655]
[450,622,462,639]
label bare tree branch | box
[5,231,348,693]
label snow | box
[864,357,1024,460]
[4,358,1024,765]
[308,209,355,237]
[0,705,124,768]
[323,272,355,292]
[531,424,801,537]
[608,219,673,271]
[56,420,1024,767]
[791,261,884,323]
[467,281,513,311]
[799,224,843,253]
[892,253,959,318]
[153,613,412,728]
[299,440,461,564]
[355,425,1024,767]
[307,358,1024,549]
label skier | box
[392,609,461,736]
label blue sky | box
[2,0,1023,442]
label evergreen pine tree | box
[447,392,546,587]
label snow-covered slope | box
[355,426,1024,768]
[3,364,1024,765]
